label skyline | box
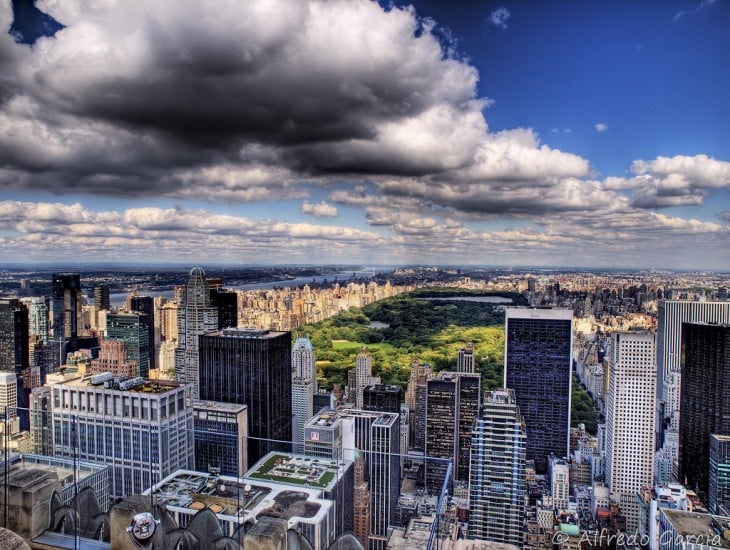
[1,0,729,269]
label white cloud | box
[301,200,338,218]
[489,7,511,29]
[594,123,608,132]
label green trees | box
[295,289,598,434]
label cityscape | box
[0,265,729,549]
[1,0,730,549]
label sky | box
[0,0,729,269]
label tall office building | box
[50,374,193,498]
[355,347,380,408]
[0,372,18,420]
[709,434,730,516]
[678,322,730,499]
[656,300,730,434]
[175,267,218,399]
[106,311,150,377]
[405,359,432,451]
[93,284,110,327]
[29,386,53,455]
[0,299,30,419]
[193,401,247,477]
[457,342,475,373]
[363,384,401,414]
[468,389,526,546]
[605,331,657,531]
[505,307,573,472]
[28,297,49,344]
[199,328,292,464]
[292,377,314,453]
[51,272,82,351]
[130,296,156,374]
[304,407,399,549]
[424,372,480,493]
[549,455,570,510]
[292,336,316,380]
[210,288,238,329]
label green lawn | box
[331,340,394,351]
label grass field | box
[331,340,394,351]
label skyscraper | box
[355,347,380,408]
[292,377,314,453]
[504,307,573,472]
[468,389,526,546]
[50,374,193,498]
[28,297,49,344]
[424,372,480,493]
[130,295,156,374]
[93,284,110,327]
[457,342,475,373]
[656,300,730,435]
[0,299,30,419]
[106,311,150,377]
[210,288,238,329]
[605,331,657,531]
[363,384,401,414]
[405,359,432,452]
[709,434,730,516]
[175,267,218,399]
[678,322,730,499]
[292,336,316,380]
[51,272,82,351]
[198,328,292,464]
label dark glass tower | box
[106,311,150,378]
[0,298,30,423]
[210,288,238,329]
[679,322,730,498]
[363,384,401,414]
[199,328,292,464]
[52,272,81,352]
[424,372,480,493]
[504,308,573,473]
[130,295,156,373]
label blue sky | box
[0,0,728,268]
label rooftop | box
[247,453,347,491]
[661,509,730,549]
[52,372,182,394]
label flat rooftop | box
[662,509,730,549]
[148,468,333,527]
[247,453,346,491]
[52,373,182,394]
[193,400,247,413]
[205,328,288,339]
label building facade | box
[50,374,194,499]
[193,401,247,477]
[605,331,657,531]
[51,272,82,351]
[106,311,150,378]
[468,389,526,547]
[709,434,730,516]
[505,307,573,473]
[175,267,218,400]
[198,328,292,465]
[679,322,730,499]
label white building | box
[50,372,194,498]
[292,336,316,381]
[549,456,570,510]
[292,377,314,453]
[605,331,657,531]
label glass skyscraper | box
[504,307,573,473]
[468,389,526,546]
[198,328,292,465]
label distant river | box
[109,270,385,307]
[419,296,513,303]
